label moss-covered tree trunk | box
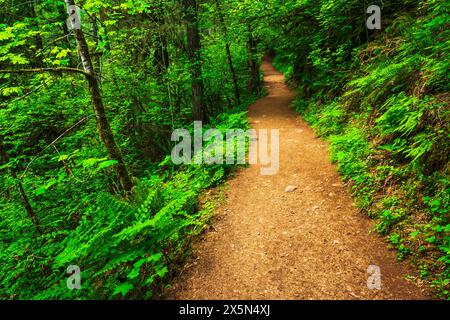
[65,0,133,193]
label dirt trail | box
[166,61,428,300]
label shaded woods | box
[0,0,448,299]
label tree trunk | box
[154,34,169,78]
[90,13,102,78]
[57,5,76,67]
[216,2,240,106]
[0,139,42,235]
[225,42,241,106]
[17,178,42,234]
[182,0,205,122]
[247,27,261,94]
[65,0,133,193]
[154,13,169,78]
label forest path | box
[166,61,428,299]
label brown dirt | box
[165,61,430,300]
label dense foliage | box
[0,0,258,299]
[0,0,448,299]
[269,0,449,297]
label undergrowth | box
[273,0,449,298]
[0,100,253,299]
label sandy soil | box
[165,61,430,300]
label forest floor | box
[165,61,430,300]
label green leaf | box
[98,160,118,169]
[35,187,46,196]
[113,283,134,297]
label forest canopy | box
[0,0,448,299]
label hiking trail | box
[166,61,429,300]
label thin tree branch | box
[21,114,95,178]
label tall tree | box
[247,26,260,94]
[0,139,42,235]
[153,9,170,78]
[182,0,205,122]
[64,0,133,192]
[90,13,102,77]
[216,0,240,105]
